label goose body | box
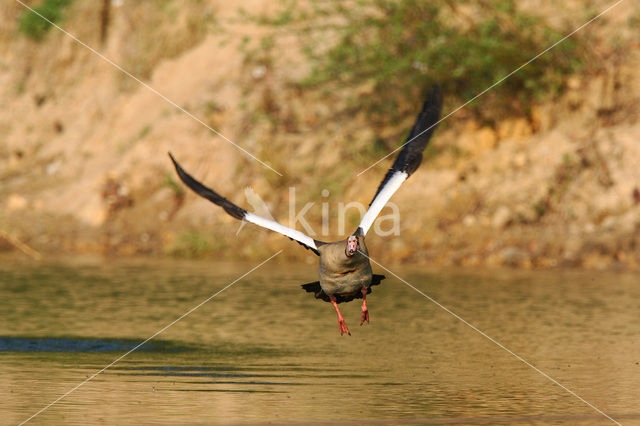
[169,85,442,335]
[317,232,372,297]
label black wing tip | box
[168,152,187,178]
[427,83,442,105]
[418,83,443,129]
[167,152,190,185]
[166,152,247,221]
[418,84,442,118]
[168,151,178,166]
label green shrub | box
[262,0,583,125]
[19,0,72,41]
[167,231,212,258]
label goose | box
[169,84,442,335]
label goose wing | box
[169,153,321,255]
[358,84,443,235]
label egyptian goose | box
[169,85,442,335]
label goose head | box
[345,235,359,257]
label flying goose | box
[169,85,442,335]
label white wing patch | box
[245,212,318,251]
[358,171,408,235]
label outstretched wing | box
[358,85,443,235]
[169,153,321,255]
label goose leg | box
[360,287,369,325]
[329,295,350,336]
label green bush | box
[263,0,582,125]
[167,231,212,258]
[19,0,72,41]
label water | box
[1,256,639,424]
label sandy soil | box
[1,0,639,269]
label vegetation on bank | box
[18,0,585,124]
[18,0,73,41]
[7,1,638,269]
[253,0,583,126]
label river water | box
[1,256,638,424]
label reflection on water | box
[1,256,639,424]
[0,337,194,353]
